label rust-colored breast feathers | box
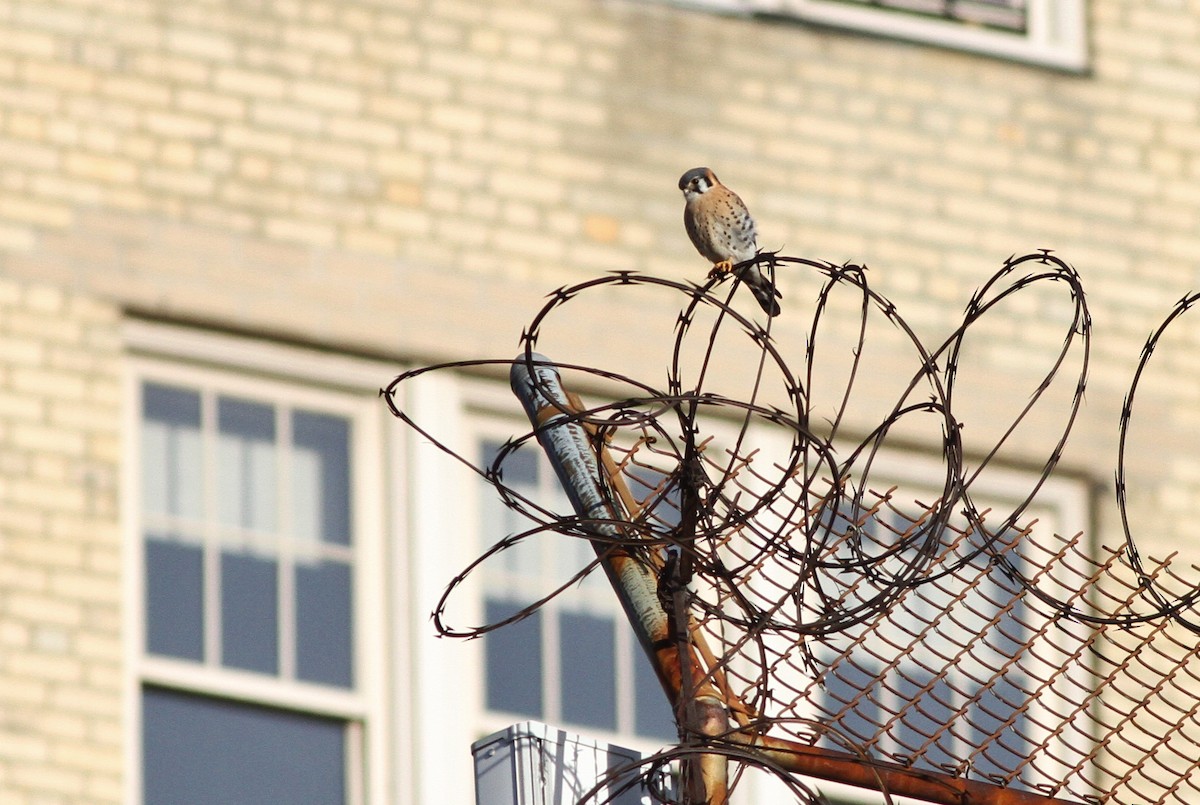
[685,186,757,265]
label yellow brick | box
[583,214,620,244]
[0,27,57,57]
[265,216,337,247]
[0,135,60,171]
[165,26,237,60]
[284,24,356,55]
[384,180,422,205]
[9,760,86,797]
[342,226,398,256]
[176,87,247,120]
[374,204,432,235]
[221,123,295,155]
[366,92,424,124]
[22,58,96,92]
[144,110,216,139]
[84,772,124,805]
[0,196,72,228]
[214,65,286,98]
[489,6,560,35]
[491,59,567,91]
[489,169,562,203]
[327,115,399,146]
[10,350,89,390]
[290,79,362,113]
[8,649,84,683]
[374,149,425,179]
[252,99,323,134]
[142,166,215,196]
[6,533,84,570]
[64,151,137,184]
[0,335,45,366]
[159,140,197,168]
[0,731,49,763]
[0,221,37,253]
[99,74,171,106]
[7,110,46,139]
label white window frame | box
[122,320,397,805]
[681,0,1088,71]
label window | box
[128,335,387,805]
[818,508,1035,775]
[801,458,1091,803]
[670,415,1091,804]
[140,382,354,686]
[683,0,1087,70]
[477,434,677,744]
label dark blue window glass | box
[634,648,677,741]
[560,611,617,731]
[142,686,345,805]
[145,537,204,661]
[293,412,352,546]
[220,552,279,675]
[297,560,354,688]
[485,599,543,717]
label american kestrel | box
[679,167,781,317]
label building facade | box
[1,0,1198,802]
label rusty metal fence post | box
[511,353,731,804]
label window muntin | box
[821,0,1028,32]
[140,381,355,688]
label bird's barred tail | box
[746,270,782,317]
[753,286,782,317]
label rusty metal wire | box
[383,253,1200,804]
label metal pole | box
[511,354,729,804]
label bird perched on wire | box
[679,167,781,317]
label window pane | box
[145,537,204,661]
[293,412,353,546]
[218,397,277,532]
[891,671,957,770]
[481,439,537,486]
[971,674,1030,780]
[221,551,279,675]
[142,686,346,805]
[485,599,543,717]
[819,658,882,751]
[560,611,616,731]
[480,440,544,581]
[296,560,354,688]
[142,384,203,519]
[634,648,676,741]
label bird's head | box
[679,167,718,200]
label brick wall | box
[5,0,1194,545]
[0,278,123,803]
